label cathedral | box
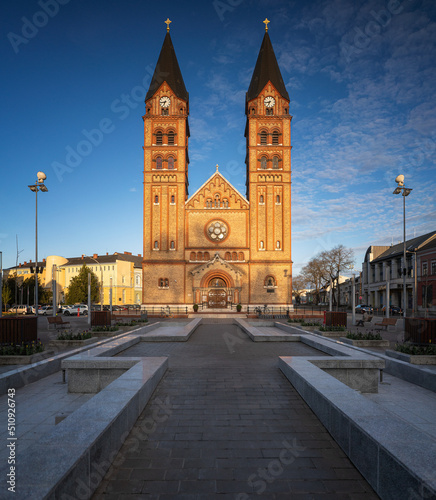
[142,20,292,309]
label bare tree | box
[300,257,328,305]
[292,275,308,305]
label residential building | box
[362,231,436,312]
[142,22,293,308]
[3,252,142,306]
[416,237,436,313]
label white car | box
[38,306,54,316]
[8,305,30,315]
[63,305,88,316]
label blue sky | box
[1,0,435,275]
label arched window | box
[154,241,159,250]
[159,278,164,287]
[170,241,175,250]
[260,131,267,145]
[259,194,264,204]
[223,199,229,208]
[261,157,267,170]
[272,156,279,169]
[154,195,159,204]
[168,130,175,145]
[214,194,220,208]
[260,241,264,250]
[204,252,210,261]
[225,252,231,261]
[265,276,276,287]
[168,157,175,169]
[238,252,244,261]
[190,252,196,261]
[170,194,175,204]
[276,194,281,204]
[206,198,212,208]
[164,278,169,287]
[156,131,163,145]
[197,252,203,261]
[156,156,163,169]
[232,252,237,261]
[272,131,279,145]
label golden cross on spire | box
[263,18,270,31]
[165,18,172,32]
[215,164,219,172]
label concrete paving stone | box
[92,324,380,499]
[129,468,167,481]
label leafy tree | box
[2,283,12,311]
[21,275,50,305]
[65,265,100,304]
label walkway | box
[93,323,378,499]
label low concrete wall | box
[279,356,436,499]
[3,357,168,499]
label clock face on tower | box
[264,96,275,108]
[159,96,171,108]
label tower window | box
[276,194,281,204]
[260,131,267,145]
[276,240,281,250]
[154,195,159,204]
[170,241,175,250]
[168,130,175,145]
[154,241,159,250]
[170,195,175,204]
[272,131,279,145]
[161,108,169,116]
[156,131,163,145]
[168,157,175,169]
[260,241,265,250]
[265,276,276,287]
[156,157,163,169]
[272,156,279,169]
[266,108,273,116]
[259,195,264,204]
[260,157,267,170]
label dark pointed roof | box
[247,32,289,102]
[145,32,188,102]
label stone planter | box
[340,337,390,348]
[48,337,98,348]
[319,330,346,337]
[300,325,321,332]
[386,349,436,365]
[0,350,55,365]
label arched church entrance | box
[207,277,227,308]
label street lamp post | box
[86,256,103,311]
[28,172,48,321]
[393,175,412,320]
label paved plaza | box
[92,322,379,499]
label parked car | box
[382,305,403,315]
[63,305,88,316]
[8,305,30,315]
[355,304,373,314]
[38,306,54,316]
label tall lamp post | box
[85,255,103,311]
[393,175,412,320]
[28,172,48,319]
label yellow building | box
[142,21,293,308]
[4,252,142,306]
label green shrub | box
[319,325,346,332]
[0,340,44,356]
[56,331,92,341]
[92,325,119,332]
[288,318,305,323]
[301,321,320,327]
[395,343,436,355]
[346,332,382,340]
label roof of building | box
[246,32,289,102]
[371,231,436,262]
[145,32,188,102]
[64,253,143,268]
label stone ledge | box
[0,356,168,499]
[386,349,436,365]
[279,356,436,500]
[340,337,390,348]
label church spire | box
[246,23,289,102]
[145,24,188,102]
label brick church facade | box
[142,21,293,308]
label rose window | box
[206,221,228,242]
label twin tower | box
[142,20,292,309]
